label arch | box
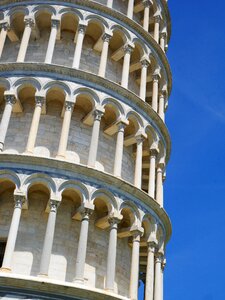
[22,173,56,198]
[132,38,147,59]
[85,14,109,31]
[91,188,118,212]
[73,87,100,105]
[58,180,89,203]
[32,5,57,17]
[102,97,125,117]
[110,24,131,43]
[6,6,29,18]
[126,110,144,129]
[119,200,141,225]
[0,170,21,190]
[43,81,71,97]
[141,214,157,239]
[58,7,83,21]
[13,77,42,94]
[145,124,158,145]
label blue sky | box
[139,0,225,299]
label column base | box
[56,154,66,160]
[0,267,12,273]
[73,277,84,284]
[38,273,48,278]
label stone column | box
[105,216,121,291]
[154,254,164,300]
[139,58,150,101]
[152,73,160,112]
[127,0,135,19]
[98,33,112,77]
[107,0,113,8]
[39,200,59,276]
[113,122,126,177]
[17,17,34,62]
[145,243,156,300]
[121,44,133,89]
[87,109,104,167]
[0,21,10,58]
[45,18,60,64]
[0,93,16,152]
[129,231,142,300]
[134,135,144,189]
[148,148,158,198]
[160,32,167,52]
[158,92,165,121]
[143,0,152,31]
[1,193,26,272]
[154,16,161,43]
[57,101,74,158]
[25,96,45,154]
[72,24,86,69]
[156,163,164,207]
[74,207,94,283]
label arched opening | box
[53,13,79,67]
[80,19,104,74]
[129,42,144,95]
[49,188,82,282]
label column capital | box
[35,95,45,107]
[135,132,147,144]
[123,43,134,54]
[73,202,95,221]
[152,72,161,82]
[130,226,144,241]
[143,0,153,7]
[4,92,16,105]
[0,20,10,31]
[102,32,112,43]
[154,14,162,24]
[140,57,150,68]
[51,18,60,29]
[14,192,26,209]
[116,120,128,132]
[65,101,75,112]
[160,31,167,40]
[49,199,60,213]
[157,162,165,171]
[147,241,157,253]
[78,23,87,34]
[108,212,123,226]
[24,17,35,28]
[149,147,159,157]
[93,108,104,121]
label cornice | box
[0,62,172,163]
[0,153,172,243]
[0,0,172,96]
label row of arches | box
[0,77,167,200]
[0,170,166,299]
[0,4,169,106]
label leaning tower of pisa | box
[0,0,172,299]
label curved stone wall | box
[0,0,172,299]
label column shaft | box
[57,102,74,158]
[17,18,34,63]
[140,60,149,101]
[39,201,58,276]
[113,123,125,177]
[121,45,132,89]
[87,110,104,167]
[0,23,9,58]
[105,220,118,290]
[45,19,59,64]
[1,195,25,271]
[129,234,140,300]
[26,97,44,154]
[160,34,166,52]
[152,75,159,112]
[145,244,155,300]
[154,17,161,43]
[134,136,143,188]
[154,257,163,300]
[158,93,165,121]
[72,25,86,69]
[156,165,164,206]
[98,34,111,77]
[107,0,113,8]
[148,149,158,198]
[0,95,16,152]
[75,211,91,282]
[127,0,135,19]
[143,3,150,31]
